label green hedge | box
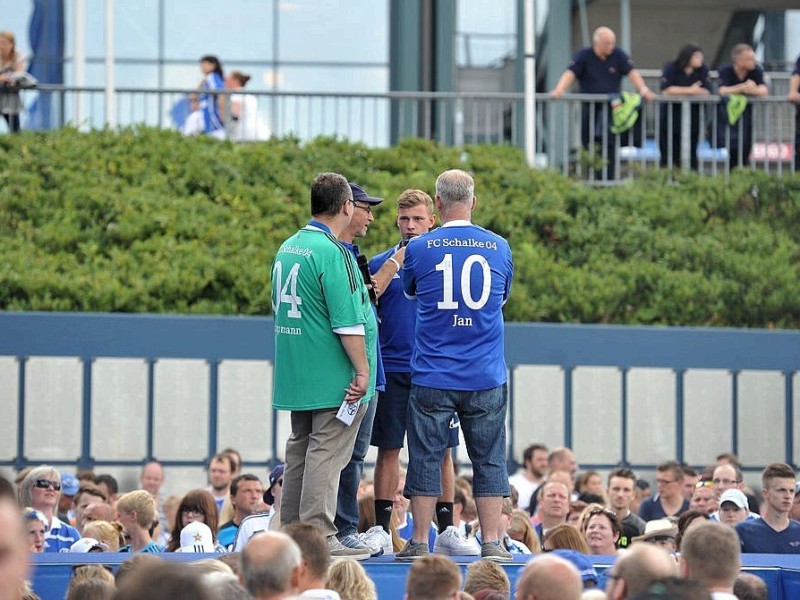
[0,127,799,327]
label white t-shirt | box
[298,590,341,600]
[509,472,541,511]
[228,93,269,141]
[233,510,274,552]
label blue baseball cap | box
[550,549,598,585]
[348,183,383,205]
[61,473,79,496]
[263,464,285,505]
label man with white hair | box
[240,531,302,600]
[516,554,582,600]
[398,169,514,561]
[550,26,655,181]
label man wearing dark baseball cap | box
[335,182,389,557]
[263,464,284,508]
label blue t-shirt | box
[44,517,80,553]
[736,518,800,554]
[402,220,513,391]
[217,521,238,551]
[568,47,634,94]
[200,72,224,134]
[120,540,164,553]
[342,241,385,391]
[370,245,416,373]
[637,495,689,521]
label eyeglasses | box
[182,508,205,517]
[33,479,61,491]
[712,478,740,486]
[695,480,715,489]
[353,202,372,215]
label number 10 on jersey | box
[435,253,491,314]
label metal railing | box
[12,85,800,182]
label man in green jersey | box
[271,172,378,559]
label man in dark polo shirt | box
[550,26,654,181]
[717,43,768,169]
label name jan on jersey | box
[426,237,498,250]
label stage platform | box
[29,552,800,600]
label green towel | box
[610,92,642,135]
[726,94,748,126]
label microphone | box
[356,254,377,304]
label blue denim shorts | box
[404,383,508,498]
[371,372,460,450]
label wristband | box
[388,257,401,272]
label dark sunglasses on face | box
[34,479,61,491]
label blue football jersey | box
[402,221,513,390]
[370,246,416,373]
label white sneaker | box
[433,526,480,556]
[359,525,393,556]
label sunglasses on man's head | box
[33,479,61,491]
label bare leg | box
[438,451,455,503]
[475,496,503,544]
[374,447,400,500]
[409,496,437,544]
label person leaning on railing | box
[716,44,768,170]
[658,43,711,171]
[550,26,655,181]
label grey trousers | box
[280,403,367,538]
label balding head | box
[240,531,302,599]
[516,555,582,600]
[80,502,115,530]
[606,544,676,600]
[0,499,28,600]
[592,27,616,59]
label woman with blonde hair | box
[81,520,124,552]
[325,558,377,600]
[542,523,590,554]
[0,30,26,133]
[507,510,541,554]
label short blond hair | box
[116,490,156,528]
[463,559,510,596]
[325,558,377,600]
[406,555,461,600]
[397,189,434,212]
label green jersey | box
[271,223,377,411]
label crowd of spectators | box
[2,443,798,599]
